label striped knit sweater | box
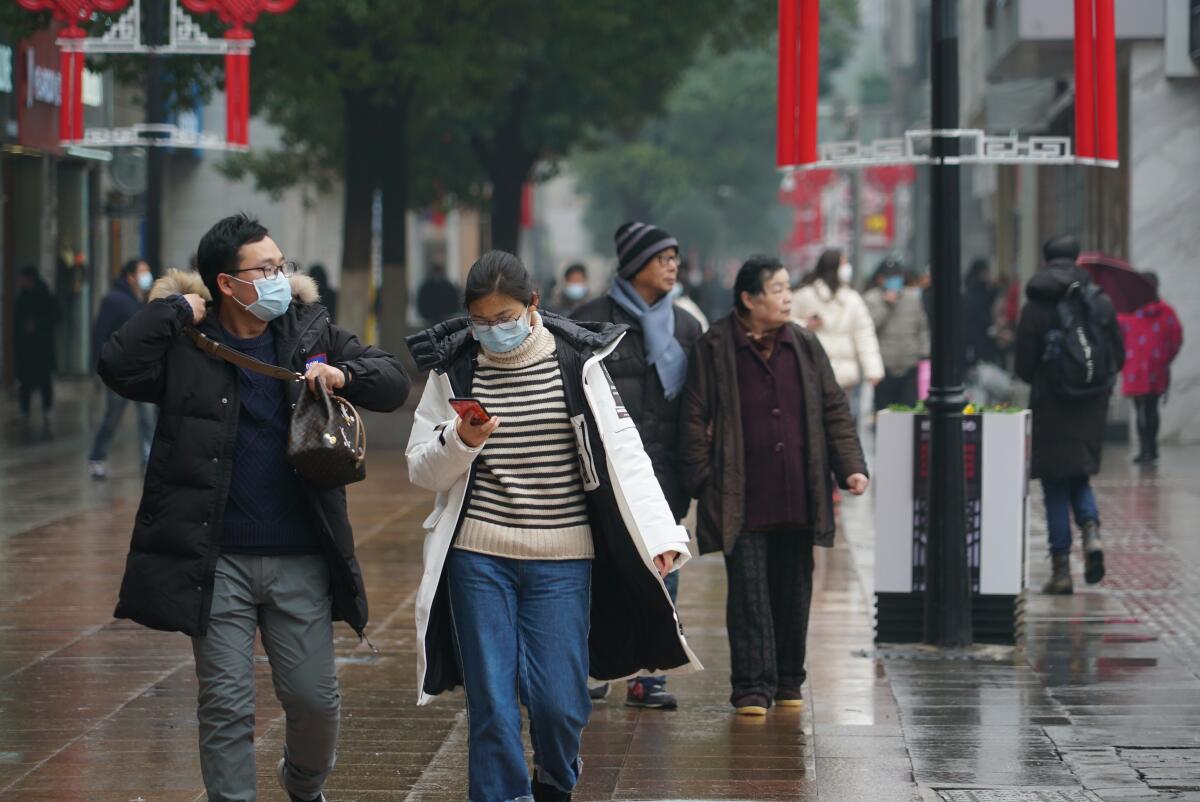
[455,317,595,560]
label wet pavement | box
[1,383,1198,800]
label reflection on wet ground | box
[1,388,1198,799]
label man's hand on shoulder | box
[182,293,207,325]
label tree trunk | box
[375,99,411,360]
[338,91,375,340]
[477,95,535,256]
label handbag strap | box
[184,326,303,383]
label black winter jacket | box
[98,270,411,637]
[571,296,703,520]
[1015,260,1124,481]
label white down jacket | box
[404,314,701,705]
[792,279,884,389]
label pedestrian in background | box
[549,262,592,316]
[1017,235,1123,595]
[307,262,338,323]
[417,262,462,326]
[864,259,930,412]
[681,255,868,716]
[405,251,697,802]
[573,221,703,710]
[963,257,1002,369]
[12,266,59,437]
[792,248,883,417]
[88,259,158,478]
[1119,271,1183,465]
[99,214,410,802]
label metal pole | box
[924,0,972,646]
[144,0,165,272]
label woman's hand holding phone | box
[457,415,500,448]
[451,399,499,448]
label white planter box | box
[873,409,1031,643]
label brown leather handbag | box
[186,327,367,490]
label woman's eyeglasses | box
[469,308,528,334]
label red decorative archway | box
[181,0,297,146]
[15,0,132,142]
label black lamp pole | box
[924,0,972,646]
[144,0,165,272]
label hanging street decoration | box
[14,0,297,150]
[776,0,1120,172]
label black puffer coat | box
[98,270,411,636]
[1015,260,1124,481]
[571,296,703,520]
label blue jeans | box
[448,549,592,802]
[89,387,156,465]
[1041,478,1100,555]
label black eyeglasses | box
[228,260,298,280]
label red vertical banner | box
[520,182,535,229]
[57,29,86,142]
[72,47,84,141]
[777,0,798,167]
[1093,0,1119,164]
[1073,0,1096,161]
[225,50,239,145]
[797,0,820,166]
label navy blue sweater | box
[219,326,320,554]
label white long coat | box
[405,333,700,705]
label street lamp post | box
[144,0,165,273]
[924,0,972,646]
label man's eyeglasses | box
[656,253,682,267]
[228,260,298,280]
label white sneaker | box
[88,461,107,480]
[277,758,327,802]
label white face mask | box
[838,263,854,285]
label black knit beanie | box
[614,221,679,280]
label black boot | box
[532,779,572,802]
[1042,552,1073,594]
[1081,521,1106,584]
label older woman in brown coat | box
[680,255,869,716]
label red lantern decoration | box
[181,0,297,147]
[777,0,820,169]
[1073,0,1119,165]
[15,0,132,142]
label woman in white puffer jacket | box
[792,248,884,405]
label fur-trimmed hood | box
[148,268,321,305]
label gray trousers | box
[192,554,340,802]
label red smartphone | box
[449,398,491,424]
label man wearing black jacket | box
[99,214,410,802]
[88,258,157,478]
[573,221,702,710]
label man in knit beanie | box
[573,222,703,710]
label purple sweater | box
[733,320,810,532]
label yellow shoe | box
[776,698,804,709]
[735,704,768,716]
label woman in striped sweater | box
[406,252,700,802]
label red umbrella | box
[1078,252,1157,314]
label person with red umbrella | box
[1118,272,1184,465]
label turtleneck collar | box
[477,311,556,369]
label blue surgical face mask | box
[473,308,532,353]
[232,273,292,322]
[563,283,588,302]
[137,272,153,292]
[885,276,904,293]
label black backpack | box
[1041,281,1117,400]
